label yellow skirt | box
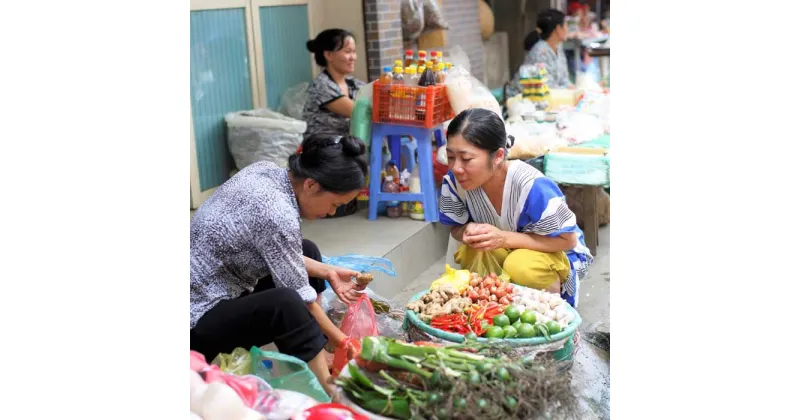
[454,244,571,290]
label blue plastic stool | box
[400,137,417,174]
[369,123,445,222]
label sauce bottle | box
[390,66,405,119]
[417,50,427,68]
[404,50,415,68]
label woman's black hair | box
[446,108,515,154]
[287,134,368,193]
[524,8,566,51]
[306,29,355,67]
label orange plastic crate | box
[372,82,454,128]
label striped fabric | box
[439,160,593,306]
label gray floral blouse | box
[190,161,315,329]
[507,40,570,97]
[302,70,364,140]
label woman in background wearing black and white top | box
[190,134,368,396]
[302,29,365,141]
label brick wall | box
[363,0,404,81]
[441,0,484,82]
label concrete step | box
[301,209,451,301]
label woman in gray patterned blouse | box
[190,134,368,396]
[302,29,365,141]
[506,9,572,98]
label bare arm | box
[307,301,346,347]
[304,256,333,279]
[502,231,578,253]
[450,225,468,242]
[324,96,355,118]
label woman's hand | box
[463,223,507,252]
[326,266,362,305]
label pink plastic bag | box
[340,294,378,339]
[332,295,378,376]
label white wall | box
[309,0,369,82]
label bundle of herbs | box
[335,337,577,420]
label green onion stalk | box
[335,337,578,420]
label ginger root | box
[355,273,374,287]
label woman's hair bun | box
[506,134,516,149]
[305,39,316,53]
[339,135,366,157]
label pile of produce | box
[335,336,577,420]
[406,272,578,341]
[462,272,514,305]
[405,284,472,323]
[512,287,575,330]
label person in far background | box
[302,29,365,141]
[505,9,571,98]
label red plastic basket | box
[372,82,454,128]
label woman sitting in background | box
[302,29,365,141]
[439,109,593,307]
[506,8,571,98]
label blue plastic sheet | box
[322,254,396,276]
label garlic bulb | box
[558,318,570,329]
[545,309,556,320]
[190,412,203,420]
[548,296,564,309]
[536,302,550,314]
[561,312,575,325]
[539,292,551,303]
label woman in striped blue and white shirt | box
[439,109,593,307]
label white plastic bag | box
[277,83,308,121]
[444,66,502,119]
[225,109,306,170]
[506,120,565,160]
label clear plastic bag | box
[401,0,425,41]
[277,82,308,121]
[211,347,253,376]
[453,245,507,277]
[422,0,449,31]
[225,108,306,170]
[444,66,502,119]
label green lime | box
[517,323,536,338]
[502,325,518,338]
[520,310,537,324]
[512,320,523,331]
[504,305,521,323]
[492,314,510,328]
[485,326,505,339]
[480,320,491,331]
[467,371,482,385]
[495,366,511,382]
[545,320,562,335]
[464,332,478,342]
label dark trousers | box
[190,239,327,363]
